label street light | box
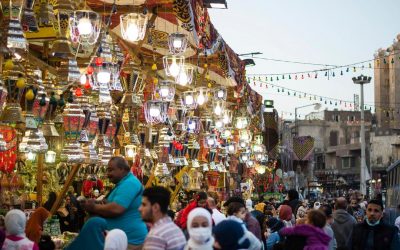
[294,103,321,135]
[352,75,372,195]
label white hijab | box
[186,208,214,250]
[104,229,128,250]
[5,209,26,236]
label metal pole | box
[295,108,298,135]
[360,83,367,195]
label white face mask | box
[190,227,212,244]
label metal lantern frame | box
[185,116,201,134]
[235,116,249,129]
[222,110,232,124]
[120,12,148,42]
[168,32,188,54]
[144,100,169,124]
[213,100,225,117]
[227,142,237,154]
[240,151,251,163]
[195,87,208,106]
[69,10,101,45]
[204,134,218,149]
[213,119,224,130]
[175,65,194,86]
[163,55,185,77]
[214,86,227,101]
[156,80,175,102]
[239,129,253,143]
[182,91,197,110]
[125,144,137,160]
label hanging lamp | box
[120,12,148,42]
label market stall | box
[0,0,277,245]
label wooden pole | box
[49,164,80,215]
[36,153,44,206]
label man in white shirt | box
[208,197,226,225]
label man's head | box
[350,199,358,208]
[223,196,245,208]
[366,199,383,225]
[196,192,208,208]
[334,197,348,210]
[107,156,130,184]
[207,197,217,209]
[139,186,170,223]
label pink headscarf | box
[279,205,292,221]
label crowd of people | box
[0,156,399,250]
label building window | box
[377,156,383,165]
[332,115,340,122]
[341,157,355,169]
[348,116,355,121]
[330,131,338,146]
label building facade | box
[374,34,400,130]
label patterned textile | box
[292,136,314,160]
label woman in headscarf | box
[2,209,39,250]
[104,229,128,250]
[184,208,214,250]
[176,192,210,230]
[65,217,107,250]
[278,205,293,227]
[25,207,50,243]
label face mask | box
[366,217,380,226]
[190,227,211,244]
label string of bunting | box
[251,78,400,115]
[245,50,400,79]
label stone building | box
[374,34,400,130]
[293,110,373,193]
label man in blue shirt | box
[84,156,147,249]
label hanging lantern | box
[254,134,263,145]
[0,0,28,54]
[195,87,208,106]
[155,80,175,102]
[235,116,249,129]
[185,116,201,134]
[182,91,197,109]
[214,119,224,130]
[252,143,266,154]
[125,144,137,160]
[213,101,225,116]
[168,32,188,54]
[38,0,56,26]
[95,104,112,148]
[221,128,232,139]
[69,10,101,45]
[240,151,251,163]
[222,110,232,124]
[60,99,85,163]
[78,96,91,143]
[32,85,49,120]
[45,150,56,164]
[239,129,252,143]
[204,134,218,149]
[120,12,148,42]
[227,142,237,154]
[238,140,249,149]
[214,86,227,101]
[19,129,48,153]
[81,143,98,164]
[163,55,185,77]
[246,160,255,168]
[175,65,194,86]
[144,101,169,124]
[255,164,266,174]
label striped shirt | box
[143,216,186,250]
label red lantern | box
[75,88,83,97]
[87,66,94,75]
[95,57,103,67]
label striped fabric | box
[143,216,186,250]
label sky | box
[208,0,399,119]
